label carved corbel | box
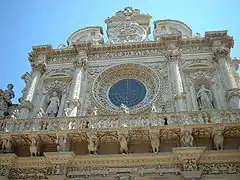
[0,135,13,153]
[28,133,41,157]
[117,130,129,154]
[180,127,194,147]
[212,123,225,150]
[55,133,69,152]
[86,131,100,155]
[148,128,160,153]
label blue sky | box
[0,0,239,103]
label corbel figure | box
[29,136,40,157]
[212,125,225,150]
[149,129,160,153]
[56,134,68,152]
[118,131,129,154]
[180,129,194,147]
[1,136,12,153]
[87,132,100,155]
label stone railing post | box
[19,60,46,119]
[214,47,240,109]
[173,147,206,180]
[67,50,88,117]
[165,48,186,112]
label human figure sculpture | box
[92,106,98,116]
[1,138,12,153]
[213,131,224,150]
[181,131,193,147]
[196,85,214,110]
[3,84,15,105]
[46,92,60,117]
[151,103,157,112]
[150,133,160,153]
[118,133,128,154]
[87,133,99,155]
[56,136,67,152]
[120,103,129,114]
[29,137,40,156]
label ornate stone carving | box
[31,61,46,73]
[149,129,160,153]
[1,136,12,153]
[164,48,182,61]
[196,84,214,110]
[213,47,230,59]
[45,91,60,117]
[118,130,129,154]
[226,88,240,109]
[56,134,68,152]
[180,129,194,147]
[29,136,40,157]
[87,132,100,155]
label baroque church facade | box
[0,7,240,180]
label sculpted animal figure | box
[87,134,100,155]
[150,133,160,153]
[29,137,40,157]
[118,134,128,154]
[213,131,224,150]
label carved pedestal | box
[173,147,206,180]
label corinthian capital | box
[73,51,88,69]
[213,47,230,59]
[164,48,182,62]
[31,61,46,73]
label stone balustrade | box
[0,110,239,133]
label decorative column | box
[189,82,198,111]
[67,50,88,117]
[19,60,46,119]
[165,48,186,112]
[214,47,240,109]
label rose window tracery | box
[108,79,147,107]
[92,63,161,113]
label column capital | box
[164,48,182,62]
[73,50,88,69]
[213,47,230,59]
[31,61,46,73]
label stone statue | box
[118,133,128,154]
[120,103,129,114]
[87,133,100,155]
[29,137,40,156]
[151,103,157,112]
[181,130,193,147]
[0,84,15,118]
[56,136,67,152]
[36,108,45,118]
[196,85,214,110]
[3,84,15,105]
[1,138,12,153]
[150,132,160,153]
[45,92,60,117]
[213,131,224,150]
[92,106,98,116]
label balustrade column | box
[19,61,46,119]
[68,50,88,117]
[214,47,240,109]
[165,48,186,112]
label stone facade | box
[0,7,240,180]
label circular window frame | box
[92,63,161,114]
